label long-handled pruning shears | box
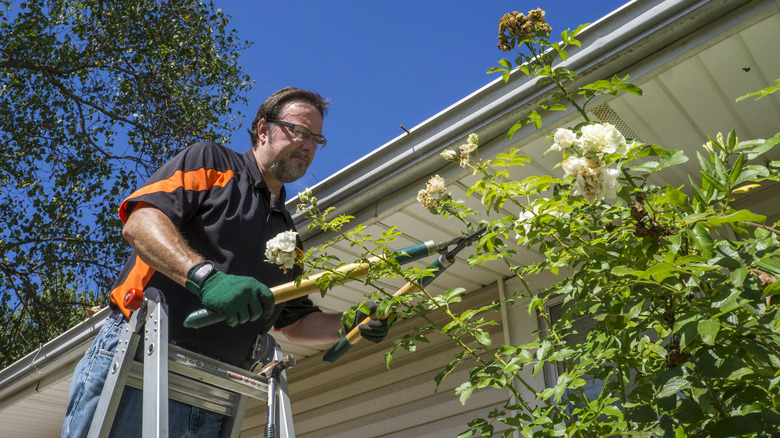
[182,239,440,329]
[181,226,487,362]
[322,225,487,363]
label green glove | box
[185,261,275,327]
[344,301,391,343]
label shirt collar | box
[242,149,287,202]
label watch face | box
[193,261,215,285]
[197,264,212,277]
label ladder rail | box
[86,289,295,437]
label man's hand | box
[344,301,390,343]
[185,262,275,326]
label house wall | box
[240,282,548,437]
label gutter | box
[290,0,768,246]
[0,307,111,409]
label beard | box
[268,153,310,183]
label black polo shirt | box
[109,141,320,366]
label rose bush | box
[296,8,780,437]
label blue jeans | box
[61,312,224,437]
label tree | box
[0,0,252,367]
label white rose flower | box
[441,149,458,161]
[599,123,628,155]
[552,128,577,151]
[427,175,447,195]
[265,231,299,272]
[578,123,628,155]
[600,167,620,199]
[460,142,478,154]
[578,124,605,155]
[562,156,589,177]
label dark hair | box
[248,87,330,146]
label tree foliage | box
[0,0,252,367]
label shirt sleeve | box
[274,296,322,329]
[118,141,234,226]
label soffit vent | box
[592,103,690,193]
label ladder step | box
[124,345,270,417]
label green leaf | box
[657,149,688,169]
[529,110,542,129]
[700,171,728,192]
[743,133,780,160]
[630,161,660,173]
[474,329,492,346]
[638,262,677,282]
[708,415,762,437]
[692,223,714,259]
[507,119,525,139]
[697,319,720,345]
[764,279,780,297]
[757,257,780,276]
[614,82,643,96]
[706,209,765,227]
[736,78,780,101]
[712,289,745,317]
[612,265,639,277]
[675,398,704,424]
[657,374,690,398]
[696,150,714,173]
[665,185,689,210]
[728,152,745,185]
[455,382,475,405]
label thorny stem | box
[522,40,589,121]
[741,221,780,235]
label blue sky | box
[218,1,629,195]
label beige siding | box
[241,284,522,437]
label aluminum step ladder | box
[87,288,296,438]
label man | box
[62,87,388,437]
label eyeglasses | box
[265,118,327,149]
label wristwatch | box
[188,260,216,289]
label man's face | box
[255,100,323,185]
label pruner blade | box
[436,225,487,259]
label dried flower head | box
[457,133,480,168]
[562,157,619,202]
[417,175,451,209]
[498,11,528,37]
[427,175,447,195]
[498,8,551,43]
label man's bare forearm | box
[122,204,203,286]
[280,312,342,345]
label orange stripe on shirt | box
[110,257,157,318]
[118,168,235,223]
